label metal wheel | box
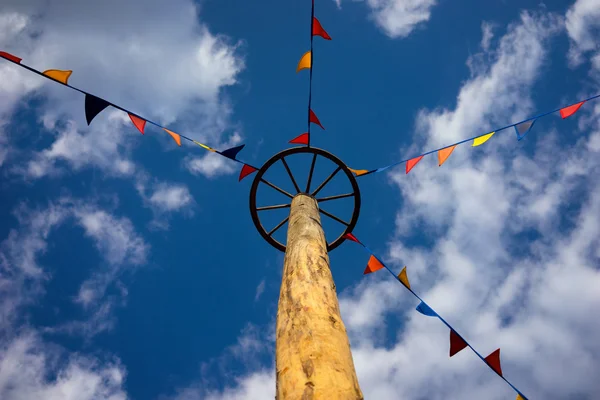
[249,146,361,252]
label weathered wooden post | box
[250,147,363,399]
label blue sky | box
[1,0,600,399]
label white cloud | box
[254,279,265,302]
[344,0,437,39]
[184,132,242,178]
[565,0,600,68]
[0,333,127,400]
[135,177,195,229]
[481,21,495,51]
[148,184,193,212]
[0,0,245,179]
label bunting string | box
[0,51,260,181]
[347,93,600,177]
[344,232,529,400]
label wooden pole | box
[276,194,363,400]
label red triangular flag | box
[343,233,361,244]
[560,101,585,119]
[449,330,468,357]
[309,109,325,130]
[239,164,258,182]
[484,349,503,376]
[128,114,146,134]
[289,133,309,145]
[0,51,22,64]
[312,17,332,40]
[364,255,385,275]
[406,155,424,174]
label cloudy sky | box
[1,0,599,399]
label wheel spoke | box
[268,217,289,236]
[319,208,349,226]
[316,193,354,203]
[311,166,341,197]
[281,157,301,194]
[261,178,294,199]
[305,153,317,193]
[257,203,291,211]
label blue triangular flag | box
[220,144,245,160]
[514,119,536,141]
[416,301,437,317]
[84,94,111,125]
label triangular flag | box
[560,101,584,119]
[239,164,258,181]
[449,330,468,357]
[484,349,503,376]
[406,155,424,174]
[397,266,410,289]
[289,133,309,145]
[514,120,536,141]
[416,301,437,317]
[313,17,332,40]
[164,128,182,146]
[193,140,215,152]
[296,51,312,73]
[0,51,21,64]
[84,94,111,125]
[364,255,385,275]
[129,114,146,135]
[516,395,526,400]
[343,233,361,244]
[221,144,245,160]
[43,69,72,85]
[437,145,456,166]
[472,131,495,147]
[348,167,369,176]
[309,109,324,130]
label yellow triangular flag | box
[472,131,495,147]
[398,266,410,289]
[163,129,182,146]
[43,69,73,85]
[296,51,312,73]
[348,167,369,176]
[516,395,525,400]
[193,140,215,152]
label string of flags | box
[343,232,528,400]
[289,0,331,147]
[0,51,260,182]
[347,93,600,178]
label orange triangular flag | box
[560,101,585,119]
[484,349,503,376]
[43,69,73,85]
[296,51,311,72]
[397,266,410,288]
[449,330,468,357]
[516,395,525,400]
[364,255,385,275]
[406,155,424,174]
[437,145,456,166]
[129,114,146,135]
[239,164,258,181]
[348,167,369,176]
[163,128,182,146]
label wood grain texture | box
[276,194,363,400]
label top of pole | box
[249,146,361,252]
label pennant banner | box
[353,94,599,178]
[297,51,312,72]
[309,109,324,130]
[0,51,255,173]
[348,167,369,177]
[345,233,529,400]
[313,17,331,40]
[239,164,258,181]
[290,133,309,145]
[84,94,111,125]
[43,69,72,85]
